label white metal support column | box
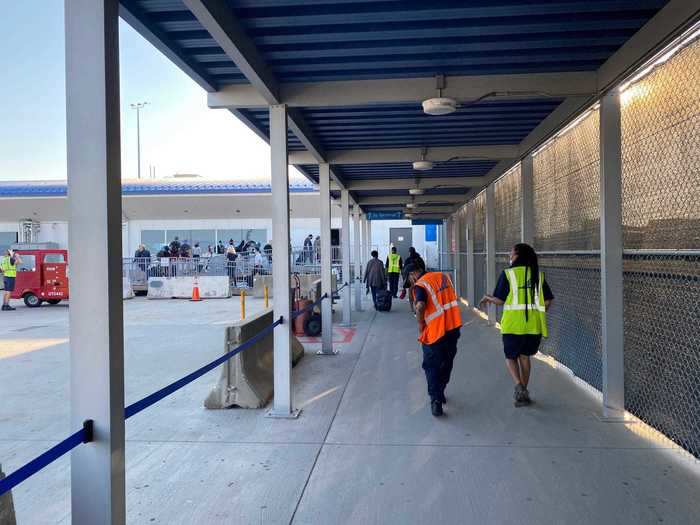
[521,156,535,245]
[599,91,625,419]
[366,220,372,255]
[362,215,369,267]
[485,184,497,324]
[65,0,125,522]
[268,104,297,418]
[318,163,336,355]
[340,190,351,325]
[453,214,463,295]
[465,201,476,306]
[353,206,363,312]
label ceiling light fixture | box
[422,75,457,116]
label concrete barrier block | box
[122,277,134,300]
[0,464,17,525]
[204,307,304,409]
[147,276,230,299]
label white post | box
[268,104,297,418]
[465,201,476,306]
[341,189,351,325]
[453,214,462,295]
[318,163,336,355]
[366,219,372,255]
[353,205,363,312]
[65,0,125,522]
[362,216,370,262]
[485,184,497,324]
[600,91,625,419]
[521,156,535,245]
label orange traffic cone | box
[190,276,201,302]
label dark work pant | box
[388,273,400,297]
[421,330,460,402]
[370,286,380,308]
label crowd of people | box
[364,243,553,418]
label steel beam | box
[357,195,466,206]
[353,206,363,312]
[289,145,518,165]
[268,104,297,418]
[208,71,596,108]
[599,91,625,419]
[318,163,336,355]
[340,189,351,325]
[65,0,125,522]
[520,156,535,245]
[344,177,487,192]
[485,184,497,324]
[465,201,476,306]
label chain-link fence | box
[622,252,700,457]
[443,29,700,459]
[494,165,522,252]
[618,36,700,458]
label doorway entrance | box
[389,227,412,261]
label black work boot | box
[431,400,443,417]
[514,384,529,407]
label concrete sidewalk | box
[1,294,699,523]
[290,298,700,524]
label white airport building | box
[0,178,442,267]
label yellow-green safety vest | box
[500,266,548,337]
[1,256,17,278]
[387,253,401,273]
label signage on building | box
[366,211,403,220]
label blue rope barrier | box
[1,290,335,498]
[125,316,284,419]
[0,420,93,497]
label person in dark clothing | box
[480,243,554,406]
[169,236,181,255]
[263,241,272,263]
[156,246,170,276]
[303,234,313,263]
[235,239,245,253]
[216,240,225,255]
[134,244,151,272]
[385,247,403,298]
[402,247,426,310]
[363,250,387,309]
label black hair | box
[512,243,539,321]
[391,246,397,252]
[371,250,378,258]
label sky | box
[0,1,306,183]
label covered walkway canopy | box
[59,1,700,522]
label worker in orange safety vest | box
[405,263,462,416]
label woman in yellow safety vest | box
[479,243,553,407]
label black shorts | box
[3,276,15,292]
[502,334,541,360]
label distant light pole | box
[130,102,149,179]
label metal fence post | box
[318,163,336,355]
[353,205,363,312]
[466,201,476,306]
[521,155,535,246]
[600,91,625,419]
[453,213,462,295]
[268,103,297,418]
[65,0,125,522]
[485,184,497,323]
[341,190,352,325]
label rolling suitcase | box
[375,289,392,312]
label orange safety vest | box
[413,272,462,345]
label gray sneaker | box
[514,384,528,407]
